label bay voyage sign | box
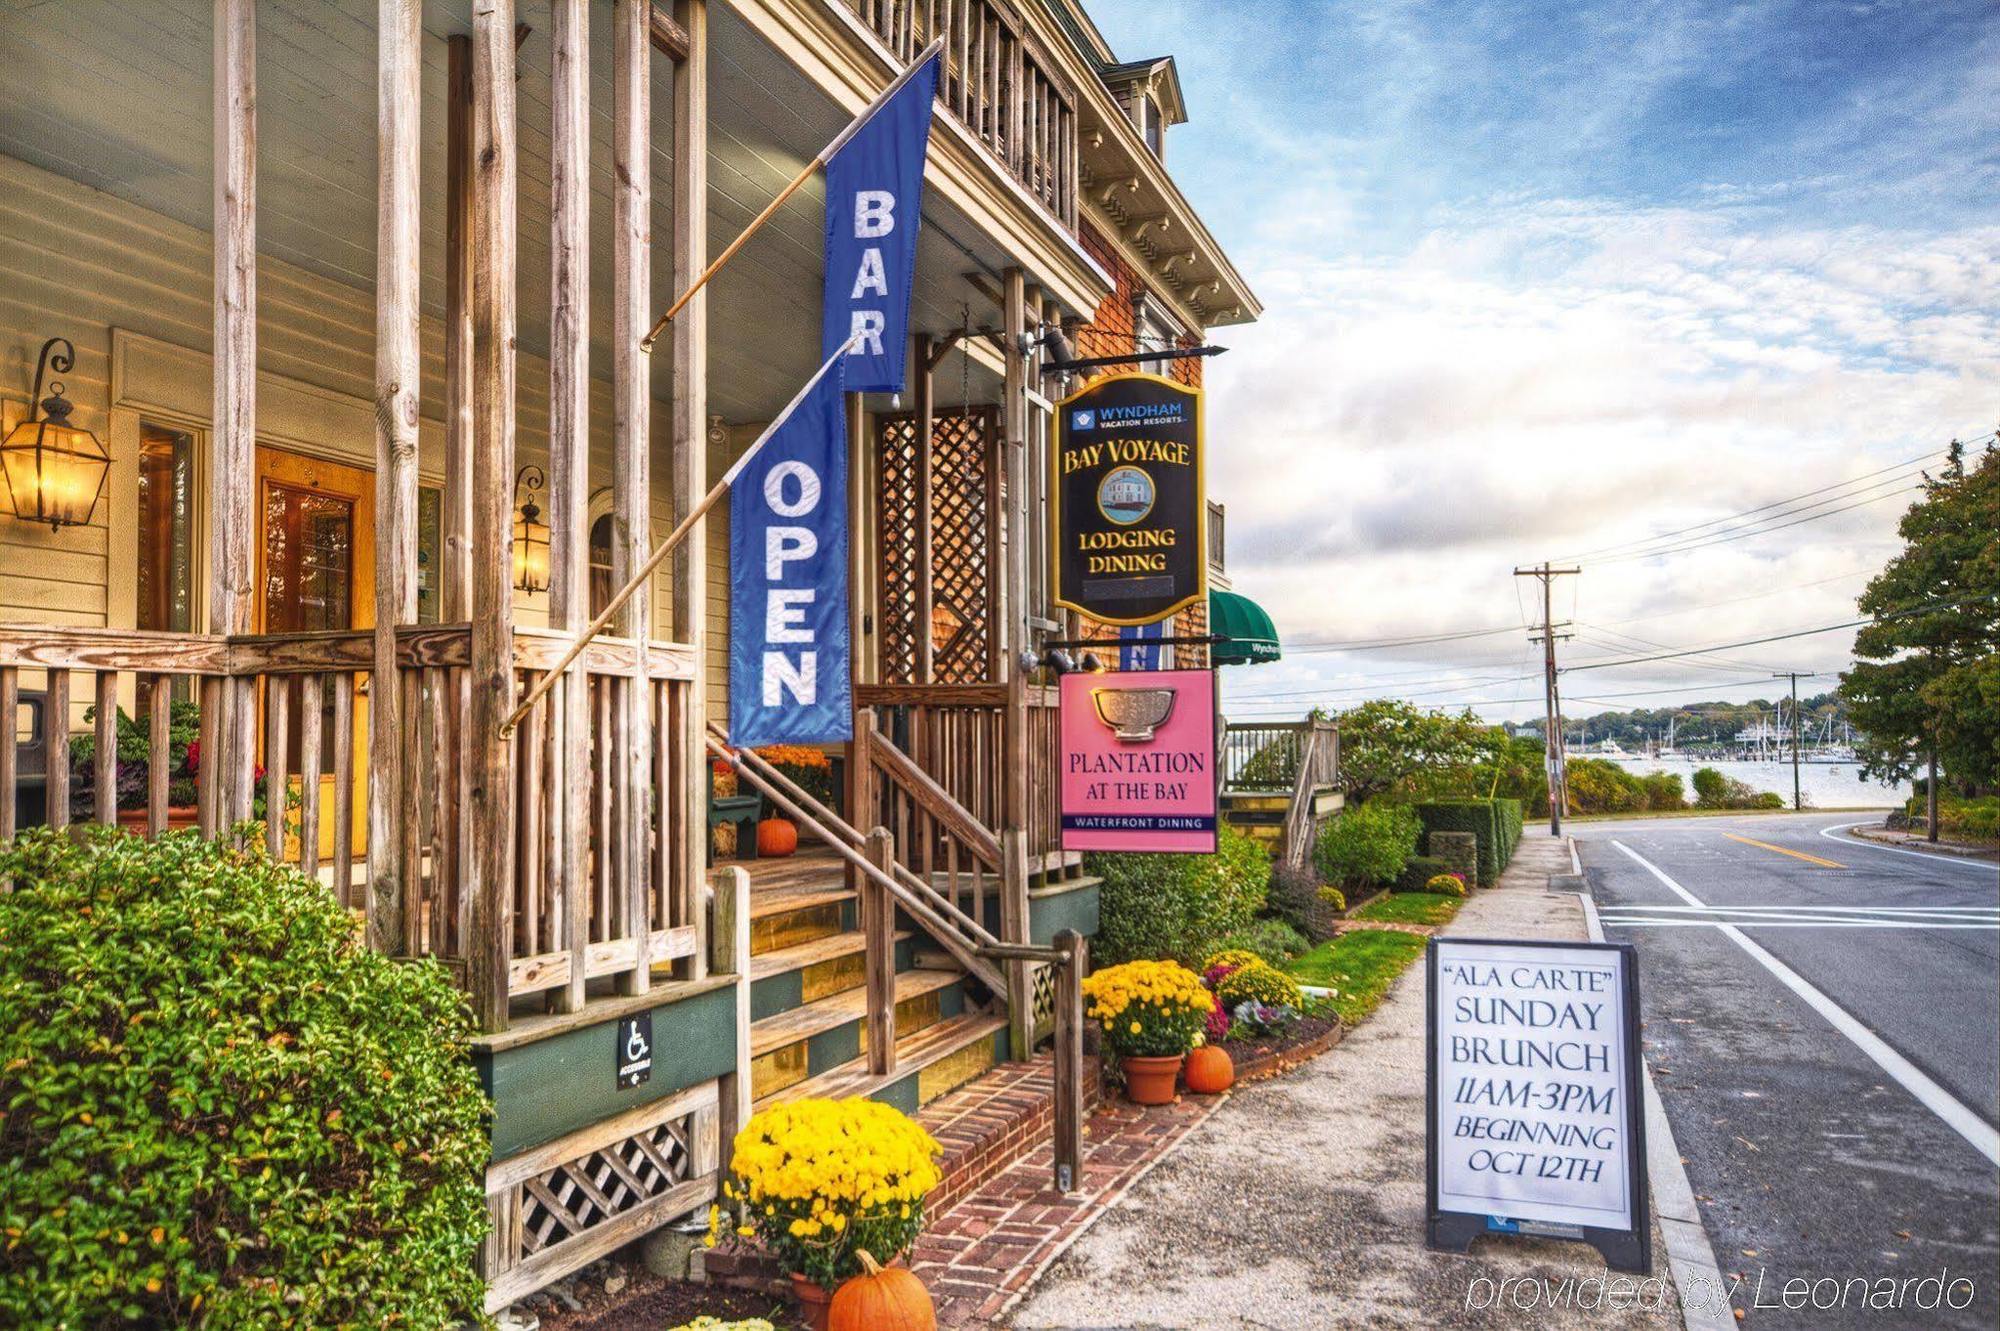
[1051,373,1206,626]
[1057,668,1217,854]
[1426,938,1650,1272]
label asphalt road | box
[1576,812,1999,1329]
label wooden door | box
[254,446,374,867]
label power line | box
[1582,477,1932,567]
[1560,591,1999,673]
[1550,438,1983,564]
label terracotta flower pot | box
[790,1272,834,1331]
[1120,1052,1185,1105]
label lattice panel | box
[1031,959,1055,1045]
[484,1083,719,1314]
[518,1117,692,1256]
[874,409,996,684]
[876,416,923,685]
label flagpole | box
[501,335,861,735]
[639,36,944,353]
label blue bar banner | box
[1119,620,1166,671]
[821,50,941,394]
[728,359,853,747]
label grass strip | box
[1350,891,1462,927]
[1287,928,1429,1027]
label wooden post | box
[670,0,710,978]
[1001,270,1031,831]
[1000,826,1033,1062]
[864,826,897,1076]
[370,0,421,955]
[443,35,474,621]
[211,0,257,833]
[708,863,751,1157]
[1051,927,1085,1192]
[549,0,592,1013]
[466,0,519,1033]
[613,0,653,997]
[93,671,116,826]
[914,332,935,686]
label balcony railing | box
[0,624,699,1029]
[842,0,1080,229]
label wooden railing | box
[840,0,1080,229]
[1220,717,1339,866]
[0,624,698,1029]
[712,727,1085,1191]
[856,679,1066,871]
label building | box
[0,0,1256,1307]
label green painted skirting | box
[480,983,737,1161]
[1028,880,1100,946]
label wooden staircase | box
[740,849,1011,1114]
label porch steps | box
[750,967,962,1059]
[749,926,915,983]
[755,1012,1010,1111]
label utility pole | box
[1772,671,1815,811]
[1516,564,1579,835]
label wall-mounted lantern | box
[512,464,549,594]
[2,338,109,530]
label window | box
[136,422,194,711]
[1142,94,1164,158]
[589,513,615,617]
[415,485,442,623]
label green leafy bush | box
[0,829,489,1329]
[1934,796,2000,840]
[1313,802,1421,889]
[1089,824,1270,966]
[1215,960,1305,1011]
[1316,884,1347,913]
[1209,917,1311,966]
[1693,766,1783,810]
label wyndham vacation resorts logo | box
[1072,408,1095,431]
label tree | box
[1840,441,2000,797]
[1332,699,1488,803]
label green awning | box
[1209,589,1281,665]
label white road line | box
[1611,839,2000,1168]
[1818,821,2000,874]
[1604,904,1997,915]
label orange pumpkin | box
[1185,1044,1235,1094]
[830,1249,934,1331]
[756,816,799,858]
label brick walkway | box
[909,1090,1222,1328]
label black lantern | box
[3,338,109,529]
[512,464,549,594]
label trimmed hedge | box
[0,828,490,1328]
[1395,853,1452,893]
[1414,799,1522,887]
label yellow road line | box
[1722,832,1845,869]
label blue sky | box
[1089,0,2000,726]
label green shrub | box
[1693,767,1782,810]
[1316,884,1347,912]
[0,829,489,1329]
[1216,960,1305,1010]
[1494,797,1525,857]
[1635,772,1686,812]
[1938,796,2000,840]
[1089,824,1270,967]
[1394,853,1452,893]
[1210,917,1310,966]
[1313,802,1422,889]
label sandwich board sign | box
[1426,937,1651,1273]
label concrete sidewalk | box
[1005,834,1684,1331]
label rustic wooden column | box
[670,0,709,978]
[549,0,591,1012]
[864,826,897,1076]
[914,332,934,685]
[443,35,474,622]
[208,0,257,835]
[369,0,421,955]
[612,0,653,996]
[466,0,519,1032]
[999,269,1035,1059]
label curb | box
[1579,890,1736,1331]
